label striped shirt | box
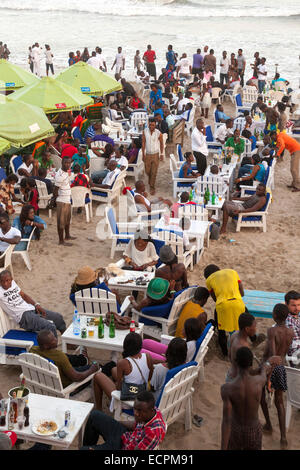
[286,313,300,355]
[121,408,166,450]
[144,128,161,155]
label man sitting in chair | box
[220,183,267,234]
[0,212,21,259]
[31,329,99,390]
[91,160,120,188]
[133,180,172,213]
[81,391,166,450]
[0,270,66,338]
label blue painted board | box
[243,289,285,319]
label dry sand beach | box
[1,100,300,451]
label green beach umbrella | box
[0,59,40,91]
[0,137,11,154]
[55,61,122,97]
[0,97,55,147]
[10,76,93,114]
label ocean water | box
[0,0,299,88]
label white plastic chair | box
[126,189,166,230]
[0,307,34,365]
[35,179,53,218]
[184,106,195,137]
[18,352,96,401]
[0,244,14,277]
[285,366,300,430]
[126,149,144,181]
[169,154,197,198]
[74,288,129,317]
[111,362,199,432]
[91,169,126,206]
[12,226,36,271]
[211,87,224,104]
[178,204,208,221]
[71,186,93,223]
[223,83,241,104]
[101,206,142,259]
[50,153,62,171]
[130,110,149,130]
[151,231,196,271]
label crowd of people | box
[0,39,300,453]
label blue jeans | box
[258,80,265,94]
[82,410,128,450]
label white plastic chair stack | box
[71,186,93,223]
[242,86,258,105]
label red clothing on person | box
[73,115,83,128]
[27,188,39,213]
[121,409,166,450]
[61,144,78,159]
[143,50,156,63]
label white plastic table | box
[108,270,154,295]
[0,393,93,449]
[61,319,144,362]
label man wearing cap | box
[129,277,175,312]
[123,230,159,271]
[155,245,188,292]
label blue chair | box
[0,167,6,183]
[111,361,199,432]
[132,286,198,338]
[205,125,223,150]
[176,144,184,162]
[10,155,23,175]
[235,93,252,116]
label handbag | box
[120,357,147,400]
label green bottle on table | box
[211,191,216,205]
[109,314,115,338]
[98,316,104,339]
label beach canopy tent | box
[0,59,40,91]
[0,137,11,154]
[0,97,55,147]
[9,76,93,114]
[55,61,122,97]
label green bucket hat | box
[147,277,170,300]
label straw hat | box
[147,277,170,300]
[75,266,97,285]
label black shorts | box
[192,67,201,75]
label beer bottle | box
[109,314,115,338]
[98,316,104,339]
[212,191,216,205]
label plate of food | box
[32,420,58,436]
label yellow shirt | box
[175,300,204,338]
[206,269,245,332]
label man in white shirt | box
[45,44,54,76]
[176,53,192,79]
[17,155,37,184]
[191,119,208,175]
[53,156,75,246]
[87,51,101,69]
[111,46,125,76]
[32,43,42,77]
[220,51,230,87]
[215,119,234,144]
[237,49,246,87]
[91,159,121,188]
[257,57,267,94]
[0,212,21,255]
[0,270,66,337]
[95,47,107,71]
[142,119,164,195]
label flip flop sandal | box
[192,415,203,427]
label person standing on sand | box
[260,304,294,449]
[270,130,300,192]
[32,42,42,77]
[142,118,164,195]
[226,313,265,382]
[52,156,76,246]
[221,347,280,450]
[45,44,54,76]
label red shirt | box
[143,50,156,64]
[121,409,166,450]
[73,115,83,128]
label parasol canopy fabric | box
[0,97,55,147]
[9,76,93,113]
[55,61,122,96]
[0,59,40,91]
